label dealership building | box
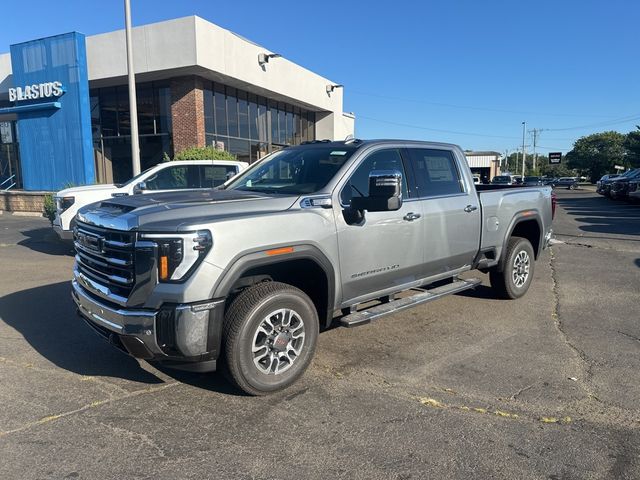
[0,16,355,192]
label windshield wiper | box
[235,187,285,194]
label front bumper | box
[53,224,74,240]
[72,280,225,370]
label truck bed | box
[477,185,553,264]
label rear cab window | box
[406,148,464,198]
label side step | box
[339,278,482,328]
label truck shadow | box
[16,227,75,257]
[0,281,163,384]
[152,367,247,396]
[455,284,495,299]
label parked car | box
[598,169,639,197]
[491,175,514,185]
[627,179,640,203]
[610,169,640,200]
[524,176,543,186]
[541,177,557,186]
[53,160,249,240]
[71,139,554,395]
[596,174,622,195]
[553,177,579,189]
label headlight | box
[141,230,212,282]
[56,196,75,213]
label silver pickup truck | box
[71,139,555,395]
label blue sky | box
[1,0,638,154]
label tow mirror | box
[350,170,403,213]
[133,181,147,194]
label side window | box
[407,149,463,197]
[340,148,409,205]
[201,165,238,188]
[145,165,200,190]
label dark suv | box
[553,177,579,189]
[610,169,640,200]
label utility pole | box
[530,128,541,173]
[125,0,141,176]
[521,122,526,177]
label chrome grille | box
[74,221,136,299]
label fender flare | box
[498,212,543,271]
[210,244,337,328]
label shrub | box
[173,146,236,161]
[43,193,56,225]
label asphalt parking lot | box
[0,188,639,480]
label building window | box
[90,81,173,184]
[203,81,316,163]
[0,120,21,189]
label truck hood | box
[76,189,299,232]
[57,184,120,197]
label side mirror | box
[350,170,403,212]
[133,181,147,194]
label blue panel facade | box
[10,32,94,191]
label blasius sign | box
[8,81,63,102]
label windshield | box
[524,176,539,182]
[115,166,156,188]
[225,146,358,195]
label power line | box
[544,114,640,132]
[357,115,521,139]
[349,89,634,119]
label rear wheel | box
[490,237,535,299]
[222,282,319,395]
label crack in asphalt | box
[618,330,640,344]
[0,355,132,397]
[0,382,179,439]
[549,247,599,399]
[97,421,166,458]
[509,383,536,401]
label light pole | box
[521,121,526,177]
[125,0,141,176]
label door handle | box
[403,212,421,221]
[464,205,478,213]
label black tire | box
[222,281,319,395]
[568,184,576,190]
[490,237,535,300]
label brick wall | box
[170,76,206,154]
[0,191,49,213]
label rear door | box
[405,147,480,278]
[200,164,239,188]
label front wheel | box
[222,282,319,395]
[490,237,535,299]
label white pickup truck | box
[53,160,248,239]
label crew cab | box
[53,160,248,239]
[71,140,554,395]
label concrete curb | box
[0,211,45,217]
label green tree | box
[565,131,627,183]
[624,126,640,167]
[173,146,237,161]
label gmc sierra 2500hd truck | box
[72,139,555,395]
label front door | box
[335,148,424,305]
[405,147,480,278]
